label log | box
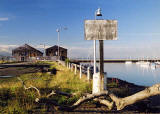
[47,90,76,98]
[59,91,109,110]
[17,77,41,102]
[109,83,160,110]
[94,98,114,110]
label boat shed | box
[45,45,67,61]
[12,44,43,61]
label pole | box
[94,40,96,74]
[93,11,97,74]
[44,44,45,58]
[57,30,60,60]
[99,40,104,91]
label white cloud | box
[120,33,160,37]
[0,44,18,54]
[65,43,160,59]
[0,17,9,21]
[34,44,50,49]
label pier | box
[70,59,160,63]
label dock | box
[70,59,160,63]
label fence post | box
[80,65,82,79]
[71,64,73,71]
[87,67,90,80]
[74,64,77,75]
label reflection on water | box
[104,63,160,86]
[0,76,13,78]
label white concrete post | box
[80,65,82,79]
[92,72,107,94]
[71,64,73,71]
[87,67,90,80]
[92,73,101,94]
[74,64,77,75]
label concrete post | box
[92,73,100,94]
[71,64,73,71]
[74,64,77,75]
[80,65,82,79]
[87,67,90,80]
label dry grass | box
[0,61,92,113]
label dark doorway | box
[21,57,25,61]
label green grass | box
[0,60,19,64]
[0,60,7,64]
[0,61,92,113]
[107,82,119,88]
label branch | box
[17,77,41,102]
[94,98,114,110]
[46,90,56,98]
[47,90,77,98]
[109,83,160,110]
[60,91,109,110]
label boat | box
[136,61,150,65]
[150,62,156,70]
[125,61,132,64]
[125,56,132,64]
[155,61,160,65]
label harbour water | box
[104,63,160,86]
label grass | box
[0,60,19,64]
[0,61,92,113]
[0,60,7,64]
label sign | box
[84,20,118,40]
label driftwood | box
[18,77,160,111]
[47,90,76,98]
[69,91,108,109]
[94,98,114,110]
[109,83,160,110]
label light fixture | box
[96,8,102,16]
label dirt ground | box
[0,67,41,76]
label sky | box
[0,0,160,59]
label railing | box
[66,62,92,80]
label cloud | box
[65,43,160,59]
[120,33,160,37]
[0,44,18,55]
[34,44,50,49]
[0,17,9,21]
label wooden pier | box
[70,59,160,63]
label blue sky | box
[0,0,160,58]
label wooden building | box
[12,44,43,61]
[45,45,67,61]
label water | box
[104,63,160,86]
[0,76,13,78]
